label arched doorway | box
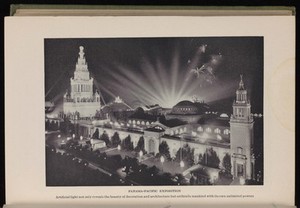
[148,139,155,154]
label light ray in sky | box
[45,37,263,113]
[95,44,227,108]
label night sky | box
[45,37,263,113]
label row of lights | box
[117,144,185,168]
[57,133,186,170]
[252,113,263,117]
[205,111,218,114]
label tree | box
[198,153,203,164]
[92,129,99,139]
[159,141,171,160]
[199,147,220,169]
[135,136,145,152]
[100,132,110,146]
[190,168,211,185]
[175,144,195,167]
[222,153,232,173]
[111,132,121,147]
[121,135,134,151]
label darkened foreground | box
[46,136,262,186]
[46,146,128,186]
[46,144,187,186]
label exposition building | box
[63,46,101,118]
[79,76,255,180]
[60,46,256,180]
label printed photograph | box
[45,37,263,186]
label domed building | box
[89,76,258,182]
[101,96,134,121]
[166,100,210,123]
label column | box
[244,161,247,178]
[232,159,236,178]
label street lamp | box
[180,136,184,168]
[57,134,61,138]
[139,150,143,162]
[117,144,121,151]
[80,136,83,141]
[72,134,75,139]
[73,113,78,138]
[240,177,246,185]
[160,155,165,172]
[180,160,185,168]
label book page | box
[5,16,295,206]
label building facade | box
[81,76,256,181]
[63,46,101,118]
[230,75,255,180]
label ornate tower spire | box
[75,46,88,72]
[77,46,86,66]
[230,75,255,180]
[239,74,244,90]
[79,46,84,58]
[235,74,247,104]
[232,75,252,120]
[74,46,89,80]
[64,46,101,118]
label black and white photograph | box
[45,37,264,186]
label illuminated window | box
[137,121,140,125]
[197,126,203,132]
[224,129,229,135]
[155,126,163,130]
[214,128,221,134]
[206,127,211,133]
[128,120,132,124]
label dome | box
[220,113,229,118]
[174,100,195,107]
[102,101,130,113]
[171,100,210,115]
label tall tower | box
[63,46,101,118]
[230,75,255,180]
